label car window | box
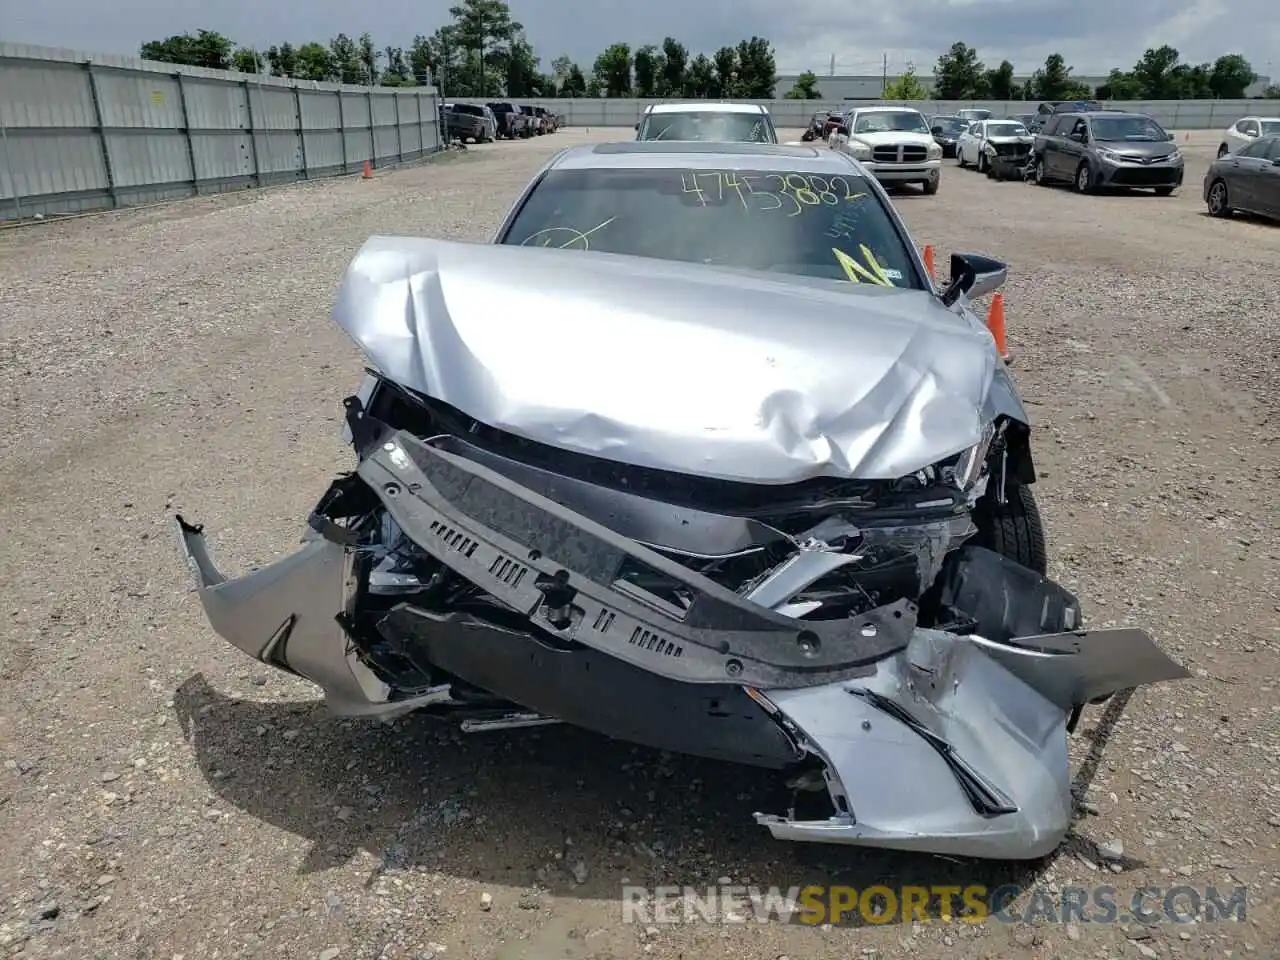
[985,122,1027,137]
[1070,119,1087,138]
[852,111,929,134]
[637,112,775,143]
[1090,115,1167,141]
[1242,121,1260,136]
[1264,138,1280,161]
[1260,121,1280,136]
[498,166,924,290]
[1239,139,1271,158]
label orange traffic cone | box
[362,159,373,179]
[923,244,935,279]
[987,293,1011,363]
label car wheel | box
[1075,162,1093,193]
[1153,186,1174,197]
[973,484,1048,575]
[1217,144,1228,158]
[922,173,940,195]
[1207,179,1233,217]
[976,152,988,173]
[957,148,967,168]
[1034,157,1048,185]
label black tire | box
[1217,144,1228,158]
[1074,162,1093,193]
[1034,157,1049,185]
[1206,179,1232,217]
[976,152,988,174]
[972,484,1048,575]
[1153,186,1174,197]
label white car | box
[635,102,777,143]
[956,119,1034,173]
[1217,116,1280,157]
[828,106,943,194]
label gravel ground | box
[1,127,1277,960]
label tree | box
[551,55,573,91]
[449,0,520,96]
[1130,45,1181,99]
[381,47,412,86]
[563,63,588,97]
[266,43,299,78]
[633,45,662,97]
[358,33,379,84]
[295,42,337,82]
[735,37,777,98]
[1030,53,1091,100]
[883,64,928,100]
[408,35,433,84]
[660,38,688,96]
[1265,84,1280,99]
[711,46,737,97]
[784,71,822,99]
[1095,68,1143,100]
[984,60,1015,100]
[502,33,541,96]
[1209,54,1256,98]
[140,30,234,70]
[593,43,633,97]
[232,48,264,74]
[933,42,986,99]
[330,34,363,84]
[685,54,714,97]
[425,26,462,94]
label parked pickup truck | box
[487,102,529,139]
[444,103,494,143]
[518,105,546,135]
[534,106,559,133]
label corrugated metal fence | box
[0,43,443,222]
[455,97,1271,131]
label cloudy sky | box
[2,0,1274,80]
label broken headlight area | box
[175,380,1189,860]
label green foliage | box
[784,71,822,99]
[141,30,233,70]
[883,65,928,100]
[137,17,1266,104]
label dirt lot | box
[1,126,1277,960]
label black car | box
[1204,133,1280,222]
[1028,99,1105,133]
[929,115,968,157]
[1031,111,1183,194]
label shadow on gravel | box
[171,673,1073,924]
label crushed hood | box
[331,237,1000,484]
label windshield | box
[638,112,776,143]
[931,118,965,134]
[500,167,922,289]
[1261,121,1280,135]
[986,122,1027,137]
[853,111,929,134]
[453,104,484,117]
[1090,116,1168,141]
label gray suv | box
[1031,111,1183,195]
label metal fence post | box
[0,119,23,220]
[175,73,199,194]
[294,85,309,179]
[367,89,376,168]
[242,79,262,186]
[84,63,118,208]
[337,91,348,173]
[394,95,404,161]
[416,92,425,153]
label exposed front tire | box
[1034,157,1048,185]
[1074,162,1093,193]
[921,174,940,195]
[1206,179,1233,217]
[976,152,988,174]
[1217,144,1228,158]
[1153,185,1174,197]
[957,148,967,168]
[973,483,1048,575]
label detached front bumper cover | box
[175,429,1190,860]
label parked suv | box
[1031,111,1183,195]
[829,105,943,194]
[1028,99,1105,133]
[487,102,529,139]
[444,103,494,144]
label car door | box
[1225,138,1270,209]
[1037,116,1064,177]
[958,121,980,161]
[1056,118,1088,178]
[1259,138,1280,219]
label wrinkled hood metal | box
[332,236,1000,484]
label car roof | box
[1239,115,1280,122]
[647,102,767,115]
[546,140,862,174]
[847,105,923,113]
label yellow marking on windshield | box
[832,247,895,286]
[519,217,617,250]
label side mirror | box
[940,253,1007,307]
[1272,157,1280,167]
[1167,131,1176,141]
[634,122,640,130]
